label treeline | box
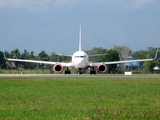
[0,46,159,73]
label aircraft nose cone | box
[76,59,87,68]
[76,59,83,66]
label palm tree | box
[10,49,21,68]
[10,49,21,59]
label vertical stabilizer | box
[79,25,82,51]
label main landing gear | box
[65,67,71,74]
[78,68,96,75]
[90,67,96,75]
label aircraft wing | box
[3,53,72,67]
[88,54,106,57]
[56,53,72,57]
[90,48,158,66]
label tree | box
[143,61,157,73]
[147,47,159,58]
[113,45,132,60]
[143,47,159,73]
[132,50,148,59]
[38,51,49,69]
[30,51,34,59]
[85,47,107,62]
[102,49,119,73]
[10,49,21,59]
[10,49,21,68]
[38,51,49,61]
[21,50,36,69]
[49,52,57,62]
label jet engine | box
[52,63,64,73]
[96,63,108,73]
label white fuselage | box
[72,51,89,69]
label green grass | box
[0,78,160,119]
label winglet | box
[3,52,7,59]
[79,25,82,51]
[153,48,159,60]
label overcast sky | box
[0,0,160,55]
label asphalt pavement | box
[0,74,160,78]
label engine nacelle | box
[52,63,64,73]
[96,63,108,73]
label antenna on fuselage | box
[79,25,82,51]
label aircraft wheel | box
[79,71,82,74]
[65,71,71,74]
[90,70,96,75]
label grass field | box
[0,77,160,120]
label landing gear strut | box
[90,67,96,75]
[78,68,83,74]
[65,67,71,74]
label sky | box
[0,0,160,55]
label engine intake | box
[52,63,64,73]
[96,64,107,73]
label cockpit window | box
[75,56,86,58]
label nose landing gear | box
[78,68,83,74]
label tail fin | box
[79,25,82,51]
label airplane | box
[4,25,158,74]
